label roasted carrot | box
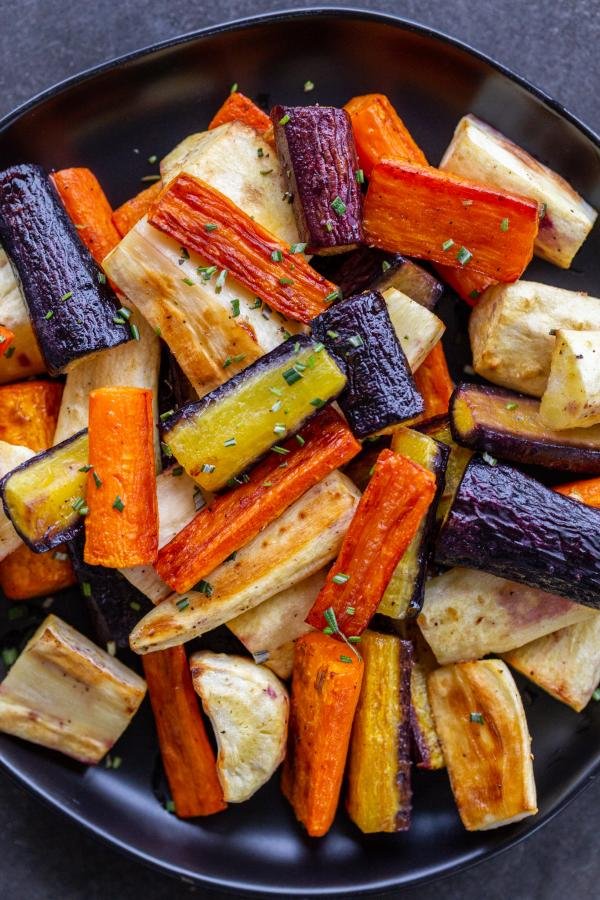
[411,342,454,423]
[156,408,360,593]
[433,264,495,306]
[142,646,226,817]
[209,90,272,137]
[363,161,539,282]
[147,173,337,324]
[555,477,600,508]
[0,325,14,357]
[112,181,163,237]
[306,449,436,636]
[282,632,363,837]
[51,168,121,265]
[84,387,158,567]
[0,544,75,600]
[0,381,63,452]
[344,93,427,177]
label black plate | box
[0,8,599,896]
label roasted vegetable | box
[0,441,34,561]
[555,476,600,507]
[0,543,75,600]
[411,342,454,424]
[227,569,325,662]
[130,471,360,653]
[103,217,296,398]
[421,419,473,524]
[0,430,88,551]
[469,280,600,397]
[209,90,272,136]
[433,263,495,307]
[344,93,427,177]
[435,456,600,608]
[148,173,336,323]
[419,566,593,665]
[51,167,121,265]
[378,429,448,618]
[271,105,363,254]
[346,631,412,833]
[112,181,163,237]
[324,246,443,309]
[307,450,436,636]
[190,651,289,802]
[450,382,600,474]
[503,615,600,712]
[0,164,129,374]
[383,287,445,373]
[156,409,359,592]
[161,335,346,492]
[0,614,146,764]
[0,242,45,384]
[405,626,444,770]
[282,632,363,837]
[84,387,158,568]
[0,325,14,356]
[363,160,539,281]
[312,291,423,437]
[0,380,62,452]
[540,330,600,429]
[428,660,537,830]
[440,114,597,268]
[143,646,226,816]
[263,642,296,680]
[160,121,299,244]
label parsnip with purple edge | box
[271,105,363,254]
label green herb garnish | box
[113,496,125,512]
[331,196,346,216]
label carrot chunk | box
[112,181,163,237]
[147,173,337,323]
[84,387,158,567]
[282,632,363,836]
[363,161,539,282]
[306,449,436,636]
[209,91,272,136]
[51,168,121,264]
[0,544,75,600]
[344,93,427,177]
[433,263,495,306]
[0,325,14,357]
[0,380,63,452]
[156,408,360,593]
[142,646,226,817]
[411,342,454,423]
[555,477,600,508]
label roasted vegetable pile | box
[0,84,598,839]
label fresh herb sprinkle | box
[470,712,485,724]
[331,196,346,216]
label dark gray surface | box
[0,1,599,898]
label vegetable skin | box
[282,632,363,837]
[209,90,271,136]
[112,181,163,237]
[420,419,473,524]
[143,646,226,816]
[540,329,600,429]
[326,246,443,309]
[363,160,539,281]
[344,93,427,177]
[51,167,120,265]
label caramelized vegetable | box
[156,409,359,592]
[555,477,600,507]
[84,387,158,568]
[405,626,444,770]
[282,632,363,837]
[0,242,45,384]
[420,419,473,524]
[51,167,121,265]
[0,543,75,600]
[0,381,62,452]
[0,325,14,356]
[540,329,600,429]
[209,90,271,136]
[383,287,445,372]
[344,93,427,177]
[346,631,412,833]
[143,646,226,817]
[327,246,443,309]
[363,161,539,281]
[433,264,495,307]
[112,181,163,237]
[148,172,336,323]
[428,660,537,830]
[306,449,436,636]
[0,441,34,561]
[411,342,454,424]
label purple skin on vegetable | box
[396,639,414,831]
[271,105,363,255]
[435,455,600,609]
[311,290,424,438]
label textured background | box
[0,1,599,898]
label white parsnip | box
[540,329,600,428]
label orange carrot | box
[433,263,495,306]
[282,632,363,837]
[411,342,454,423]
[363,161,539,282]
[142,646,226,817]
[52,168,121,264]
[0,380,63,452]
[147,173,337,324]
[84,387,158,568]
[0,544,75,600]
[112,181,163,237]
[306,449,436,636]
[156,408,360,593]
[555,477,600,508]
[0,325,14,356]
[344,93,427,177]
[209,90,272,137]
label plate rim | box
[1,6,599,895]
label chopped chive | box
[176,597,190,611]
[273,423,286,435]
[348,636,362,644]
[72,496,86,512]
[171,466,184,476]
[165,800,176,813]
[230,82,238,94]
[154,325,162,336]
[324,606,338,632]
[250,298,262,309]
[193,579,213,597]
[331,196,346,216]
[322,625,334,635]
[44,310,54,320]
[2,648,18,667]
[278,113,291,126]
[290,242,307,254]
[159,409,174,421]
[332,572,350,584]
[117,306,132,320]
[482,451,497,467]
[204,223,218,232]
[270,400,282,412]
[313,341,324,352]
[257,147,264,158]
[325,221,334,233]
[381,260,391,273]
[469,289,480,300]
[310,397,325,408]
[161,442,173,458]
[271,445,290,455]
[130,322,140,341]
[500,217,510,232]
[324,289,341,304]
[283,367,302,385]
[355,169,365,184]
[181,277,194,287]
[326,329,339,339]
[223,437,237,447]
[456,246,473,266]
[441,239,454,251]
[339,655,353,664]
[260,169,273,176]
[295,434,305,446]
[140,174,161,182]
[303,80,315,92]
[278,276,294,286]
[92,471,102,489]
[593,688,600,701]
[4,347,14,358]
[81,581,92,598]
[470,711,485,724]
[269,386,283,397]
[215,269,228,293]
[201,463,216,473]
[347,334,364,349]
[231,298,240,317]
[346,606,356,615]
[113,316,126,325]
[130,600,141,612]
[271,249,283,262]
[148,154,158,164]
[113,496,125,512]
[293,341,300,353]
[97,272,107,284]
[60,291,73,302]
[505,401,518,410]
